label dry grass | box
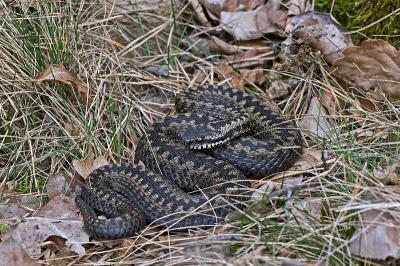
[1,0,400,265]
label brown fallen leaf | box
[215,61,244,90]
[47,172,84,199]
[34,194,80,220]
[189,0,211,26]
[291,198,323,224]
[0,195,40,220]
[299,97,336,140]
[289,11,353,64]
[333,39,400,101]
[72,150,109,179]
[30,62,92,106]
[30,61,76,86]
[0,181,19,194]
[70,80,92,105]
[221,0,288,41]
[349,192,400,260]
[0,239,40,266]
[262,150,333,185]
[222,0,264,13]
[2,194,90,258]
[373,154,400,185]
[320,88,345,121]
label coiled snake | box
[75,85,302,239]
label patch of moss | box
[314,0,400,49]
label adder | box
[75,85,302,239]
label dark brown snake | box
[75,85,302,239]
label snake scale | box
[75,85,302,239]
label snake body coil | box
[75,85,302,239]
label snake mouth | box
[189,139,227,149]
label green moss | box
[314,0,400,49]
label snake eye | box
[196,137,203,143]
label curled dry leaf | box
[289,11,352,64]
[189,0,211,26]
[333,39,400,101]
[72,150,109,179]
[30,62,92,106]
[30,61,76,86]
[221,0,264,13]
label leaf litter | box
[3,0,400,264]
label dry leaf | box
[30,61,76,86]
[46,172,84,200]
[349,193,400,260]
[0,239,40,266]
[221,0,287,41]
[289,11,352,64]
[0,195,40,220]
[2,195,90,258]
[333,39,400,101]
[266,79,290,99]
[34,194,80,220]
[72,150,109,179]
[215,61,244,90]
[190,0,211,26]
[0,181,19,194]
[292,198,323,223]
[299,97,336,139]
[30,62,92,106]
[320,88,345,121]
[70,81,92,106]
[222,0,264,13]
[373,154,400,185]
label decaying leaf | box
[299,97,336,140]
[2,194,90,258]
[333,39,400,101]
[189,0,211,26]
[264,150,332,184]
[349,193,400,260]
[72,150,109,179]
[289,11,352,64]
[221,0,288,41]
[47,172,84,200]
[0,239,40,266]
[0,195,40,220]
